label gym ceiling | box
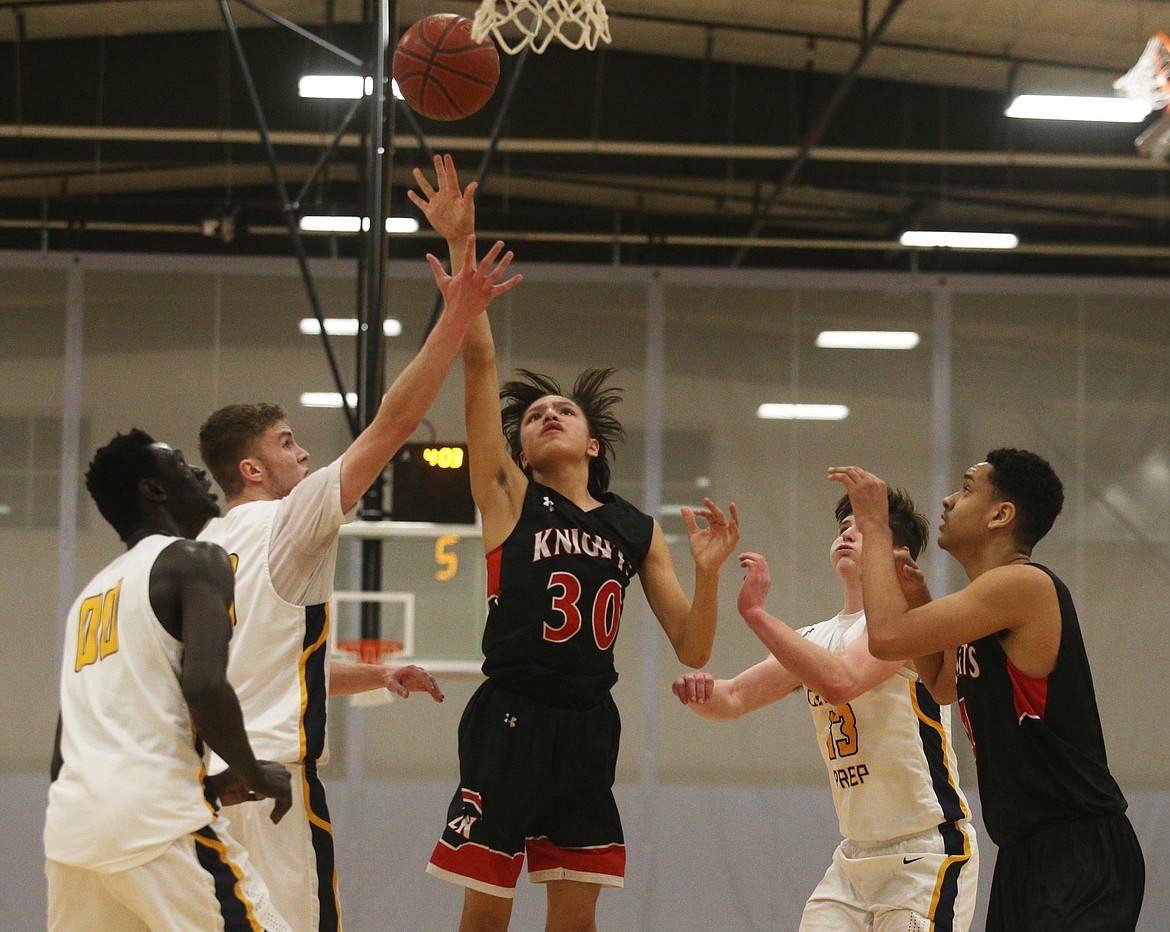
[2,0,1169,274]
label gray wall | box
[2,253,1167,928]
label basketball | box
[393,14,500,121]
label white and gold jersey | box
[801,611,970,844]
[198,457,352,769]
[44,534,216,872]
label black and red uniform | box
[427,480,654,897]
[956,563,1144,930]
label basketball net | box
[470,0,611,54]
[1113,33,1170,109]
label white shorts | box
[218,761,341,932]
[800,821,979,932]
[46,816,290,931]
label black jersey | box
[480,480,654,708]
[955,563,1128,848]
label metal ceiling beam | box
[1,124,1164,172]
[731,0,909,266]
[10,215,1170,259]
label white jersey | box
[801,610,970,844]
[44,535,216,872]
[198,456,352,768]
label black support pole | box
[358,0,393,643]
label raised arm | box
[637,500,740,668]
[828,466,1061,676]
[671,656,800,722]
[736,552,906,705]
[338,230,521,514]
[151,540,292,822]
[891,549,958,703]
[410,153,528,551]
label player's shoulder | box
[976,561,1056,593]
[155,537,233,579]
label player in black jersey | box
[411,155,741,931]
[830,450,1144,931]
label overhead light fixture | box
[900,231,1019,249]
[300,392,358,408]
[298,216,420,234]
[1004,94,1152,123]
[815,331,920,350]
[299,318,402,337]
[298,75,372,99]
[757,404,849,421]
[391,79,405,101]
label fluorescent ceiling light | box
[300,392,358,408]
[298,216,419,234]
[757,403,849,421]
[299,318,402,337]
[900,231,1019,249]
[1005,94,1152,123]
[816,330,920,350]
[391,79,405,101]
[300,215,363,233]
[299,75,372,99]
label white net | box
[471,0,611,54]
[1114,33,1170,109]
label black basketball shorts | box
[427,678,625,897]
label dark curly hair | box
[85,428,159,540]
[199,402,287,498]
[835,487,930,559]
[500,368,625,499]
[985,448,1064,552]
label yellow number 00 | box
[75,579,122,672]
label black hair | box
[85,428,159,540]
[985,448,1064,551]
[500,368,625,499]
[835,487,930,560]
[198,402,287,498]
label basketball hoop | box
[1114,33,1170,110]
[336,638,404,665]
[470,0,611,55]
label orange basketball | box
[393,14,500,121]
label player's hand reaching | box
[736,551,772,620]
[827,466,890,533]
[427,235,522,329]
[409,153,475,244]
[672,670,715,705]
[681,499,740,573]
[383,664,445,702]
[895,549,931,609]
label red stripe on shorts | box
[526,837,626,879]
[430,838,524,889]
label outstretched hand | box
[681,499,740,573]
[427,235,522,328]
[736,551,771,620]
[895,549,931,609]
[827,466,890,531]
[384,664,445,702]
[409,153,475,243]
